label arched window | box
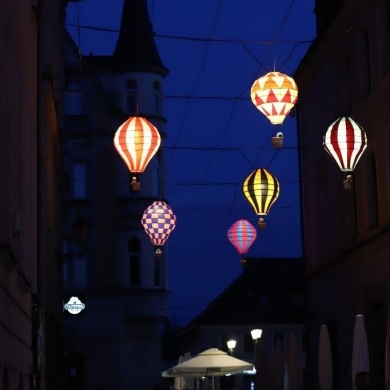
[152,81,161,115]
[128,236,140,286]
[126,80,137,114]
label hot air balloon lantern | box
[251,71,298,126]
[242,168,280,229]
[323,116,367,189]
[114,116,161,191]
[141,201,176,256]
[227,219,257,261]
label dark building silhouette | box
[63,1,171,389]
[0,0,68,389]
[295,0,390,389]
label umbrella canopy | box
[319,324,333,390]
[163,348,253,390]
[162,348,253,378]
[351,314,369,390]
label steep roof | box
[112,0,168,76]
[182,258,307,330]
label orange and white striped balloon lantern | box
[114,116,161,190]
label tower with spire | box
[63,1,171,389]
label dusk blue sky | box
[66,0,316,326]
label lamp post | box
[251,328,262,390]
[227,338,236,356]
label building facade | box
[63,1,171,389]
[0,0,68,389]
[295,0,390,389]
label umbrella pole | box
[212,374,214,390]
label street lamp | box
[251,328,262,344]
[61,215,90,260]
[227,339,236,355]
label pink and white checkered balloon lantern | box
[141,201,177,256]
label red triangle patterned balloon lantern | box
[141,201,177,256]
[251,71,298,125]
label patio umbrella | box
[385,311,390,390]
[351,314,369,390]
[174,355,185,390]
[174,352,192,390]
[162,348,253,390]
[319,324,333,390]
[287,332,302,390]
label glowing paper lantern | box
[242,168,280,228]
[250,71,298,125]
[227,219,257,255]
[323,117,367,188]
[141,201,176,256]
[114,116,161,190]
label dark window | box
[243,333,255,353]
[126,80,137,114]
[273,332,284,350]
[343,178,358,243]
[152,81,161,115]
[154,256,160,286]
[65,80,83,115]
[72,162,87,199]
[358,31,371,98]
[366,153,379,230]
[129,237,140,286]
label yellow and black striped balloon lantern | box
[242,168,280,229]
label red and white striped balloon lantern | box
[323,116,367,188]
